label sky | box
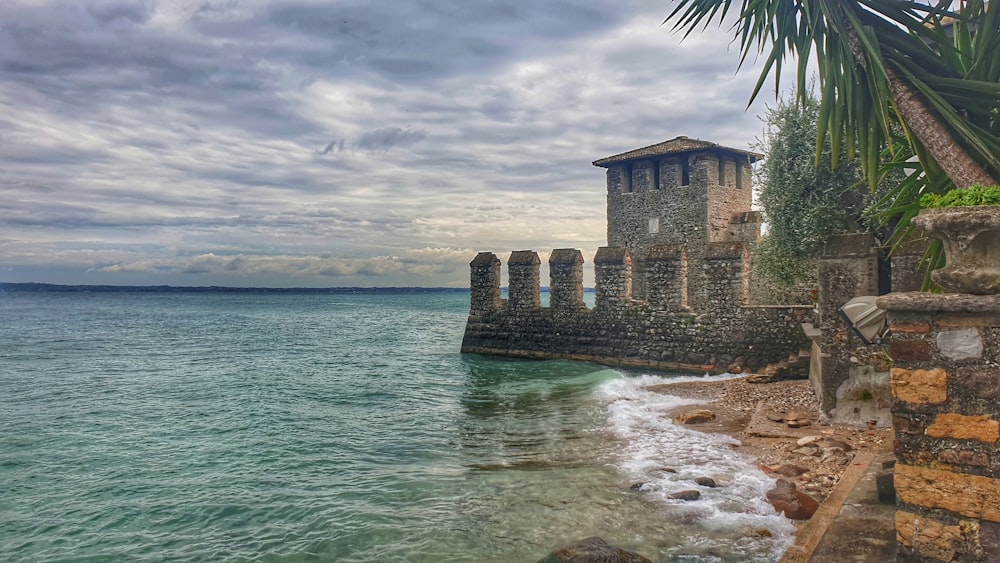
[1,0,776,288]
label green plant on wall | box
[920,184,1000,208]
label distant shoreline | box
[0,282,470,294]
[0,283,597,294]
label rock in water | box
[538,537,652,563]
[694,477,718,487]
[674,409,716,424]
[766,478,820,520]
[670,490,701,501]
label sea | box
[0,288,794,562]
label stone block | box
[956,365,1000,402]
[983,521,1000,562]
[594,246,630,264]
[895,464,1000,522]
[891,368,949,405]
[822,233,876,258]
[895,510,962,562]
[937,448,991,467]
[894,414,927,435]
[937,328,983,361]
[508,250,540,265]
[891,321,932,334]
[935,314,999,328]
[890,340,932,362]
[926,413,1000,443]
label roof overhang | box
[593,136,763,168]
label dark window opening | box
[735,160,744,190]
[653,160,660,190]
[718,157,726,186]
[681,157,690,186]
[625,164,633,193]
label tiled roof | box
[592,136,763,168]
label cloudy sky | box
[1,0,774,288]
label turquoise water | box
[0,291,792,561]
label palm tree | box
[664,0,1000,242]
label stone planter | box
[912,205,1000,294]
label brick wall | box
[879,292,1000,562]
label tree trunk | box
[886,67,999,189]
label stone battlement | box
[462,246,812,372]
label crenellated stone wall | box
[462,247,812,372]
[463,137,799,373]
[879,292,1000,562]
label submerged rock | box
[670,490,701,501]
[766,478,819,520]
[674,409,716,424]
[538,537,652,563]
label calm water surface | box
[0,291,792,561]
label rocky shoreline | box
[539,376,893,563]
[654,376,891,522]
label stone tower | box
[593,136,762,307]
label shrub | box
[920,184,1000,208]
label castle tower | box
[593,136,761,309]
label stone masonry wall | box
[878,292,1000,562]
[604,151,753,310]
[462,247,812,372]
[815,233,882,413]
[606,155,708,303]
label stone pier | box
[879,292,1000,561]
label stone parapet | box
[548,248,585,313]
[469,252,502,316]
[462,248,812,372]
[880,291,1000,562]
[594,246,632,312]
[507,250,541,312]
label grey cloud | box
[170,249,470,279]
[356,128,428,151]
[87,1,153,25]
[316,139,345,155]
[315,128,428,155]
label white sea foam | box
[596,373,795,560]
